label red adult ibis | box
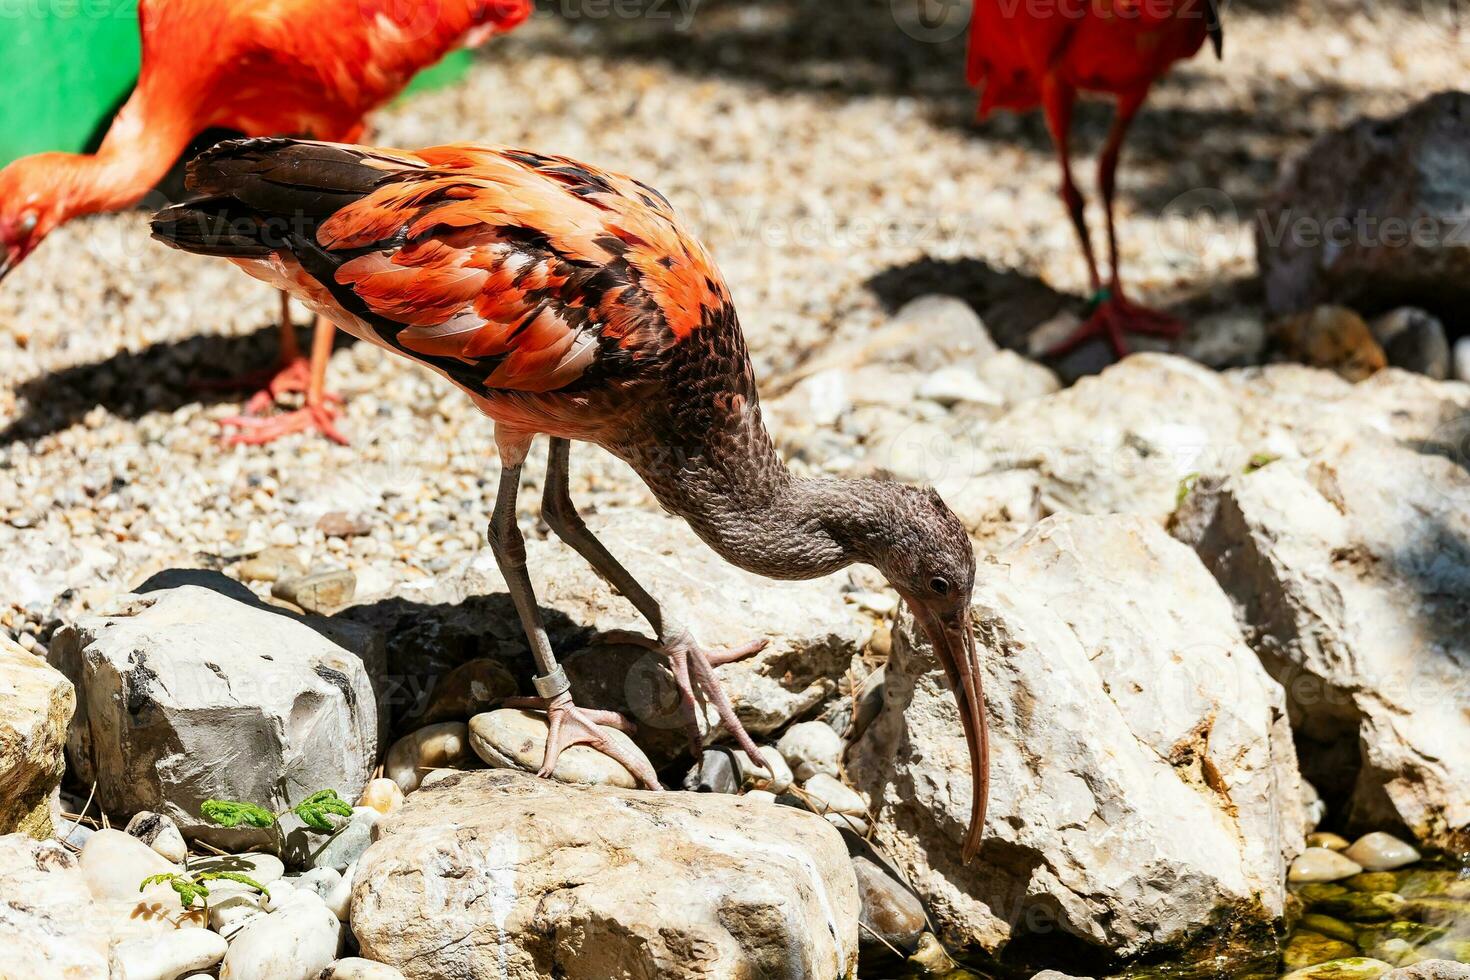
[968,0,1223,356]
[0,0,531,443]
[151,137,990,860]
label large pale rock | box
[49,584,381,846]
[965,355,1470,524]
[849,514,1304,957]
[0,834,110,979]
[352,510,871,750]
[1173,437,1470,850]
[351,769,860,980]
[79,828,204,941]
[0,639,73,837]
[1257,91,1470,327]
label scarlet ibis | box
[968,0,1223,357]
[152,137,990,859]
[0,0,531,444]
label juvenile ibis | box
[152,138,990,859]
[0,0,531,444]
[968,0,1223,357]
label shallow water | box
[868,858,1470,980]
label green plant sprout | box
[137,789,354,912]
[139,869,267,917]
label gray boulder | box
[849,514,1304,957]
[49,583,381,846]
[351,769,860,980]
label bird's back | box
[136,0,532,139]
[967,0,1217,112]
[152,138,755,448]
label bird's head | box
[840,481,988,862]
[0,156,68,283]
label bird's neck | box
[622,389,880,582]
[43,91,191,222]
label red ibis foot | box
[219,400,349,446]
[600,629,771,769]
[190,354,308,399]
[501,692,662,789]
[1047,293,1185,359]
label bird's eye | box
[930,576,950,596]
[17,212,37,235]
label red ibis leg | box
[1046,87,1183,358]
[488,441,661,790]
[220,314,347,445]
[539,437,771,768]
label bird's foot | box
[599,629,770,767]
[191,355,310,400]
[218,400,349,446]
[501,692,662,790]
[1047,291,1185,359]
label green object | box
[0,10,471,168]
[0,1,142,166]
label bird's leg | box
[1041,77,1102,298]
[220,314,348,445]
[1046,87,1182,359]
[538,437,771,768]
[192,290,305,400]
[1094,87,1183,345]
[489,447,661,789]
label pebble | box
[1300,913,1359,944]
[418,658,517,726]
[906,932,959,975]
[219,894,343,980]
[848,667,886,742]
[1289,847,1364,883]
[468,709,644,789]
[917,367,1005,409]
[317,512,374,538]
[209,887,271,940]
[272,568,356,614]
[852,854,927,950]
[1300,779,1327,832]
[777,721,845,782]
[801,773,866,817]
[125,810,188,864]
[733,746,794,794]
[1455,337,1470,383]
[192,851,286,885]
[1344,832,1421,872]
[684,748,740,794]
[1281,958,1394,980]
[743,790,777,804]
[384,722,477,793]
[357,777,404,816]
[1307,832,1352,851]
[1284,932,1360,972]
[291,864,353,921]
[79,828,182,903]
[112,930,227,980]
[318,959,408,980]
[1370,307,1449,379]
[303,807,380,872]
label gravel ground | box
[1,0,1464,643]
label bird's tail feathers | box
[150,196,283,259]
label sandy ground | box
[1,0,1465,643]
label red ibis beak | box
[911,601,989,863]
[0,250,15,284]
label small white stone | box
[291,866,351,921]
[1287,846,1364,883]
[743,790,777,804]
[1453,336,1470,382]
[112,930,227,980]
[1306,831,1351,851]
[1344,832,1421,871]
[733,746,793,794]
[918,366,1005,408]
[124,811,188,864]
[469,709,644,788]
[357,777,404,816]
[318,958,408,980]
[268,523,299,547]
[777,721,844,781]
[384,722,476,793]
[802,773,866,816]
[219,897,343,980]
[192,851,285,885]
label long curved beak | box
[913,603,989,863]
[0,252,14,284]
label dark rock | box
[683,747,740,795]
[1370,307,1449,379]
[1258,91,1470,329]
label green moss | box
[1284,933,1359,971]
[1343,873,1400,894]
[1297,884,1352,904]
[1299,914,1359,944]
[1279,956,1394,980]
[1312,893,1407,923]
[1395,870,1455,898]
